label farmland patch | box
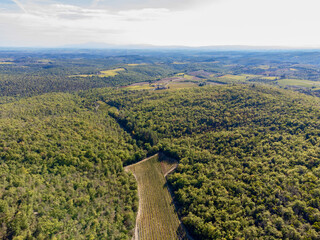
[125,154,187,240]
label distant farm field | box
[253,65,271,70]
[277,78,320,88]
[100,68,125,77]
[127,63,147,66]
[172,62,188,64]
[124,81,199,91]
[216,74,278,83]
[125,84,153,90]
[168,82,198,90]
[70,68,125,78]
[125,154,187,240]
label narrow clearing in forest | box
[125,153,188,240]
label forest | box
[0,92,140,239]
[2,49,320,99]
[103,85,320,239]
[2,49,320,239]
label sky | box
[1,0,320,48]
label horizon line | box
[1,43,320,51]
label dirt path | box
[124,153,159,171]
[125,154,190,240]
[128,171,140,240]
[164,166,178,177]
[124,155,159,240]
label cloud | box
[0,2,172,47]
[118,8,170,21]
[2,0,320,48]
[26,0,212,10]
[91,0,212,10]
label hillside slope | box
[101,85,320,239]
[3,84,320,239]
[0,92,139,239]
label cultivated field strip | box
[125,155,187,240]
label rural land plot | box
[125,154,187,240]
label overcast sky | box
[1,0,320,48]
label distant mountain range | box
[1,42,320,51]
[59,42,320,51]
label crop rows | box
[126,155,187,240]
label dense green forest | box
[3,50,320,239]
[0,92,140,239]
[97,85,320,239]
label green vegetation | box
[105,85,320,239]
[277,78,320,88]
[0,92,139,239]
[0,50,177,98]
[126,63,148,67]
[100,68,125,76]
[70,68,125,78]
[2,49,320,98]
[167,82,198,90]
[218,74,258,82]
[4,49,320,239]
[124,84,154,90]
[125,154,186,240]
[215,74,278,84]
[254,65,271,70]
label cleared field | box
[216,74,278,83]
[70,68,125,78]
[125,154,187,240]
[125,84,154,90]
[175,73,185,76]
[37,59,53,64]
[263,76,278,80]
[253,65,270,70]
[216,74,253,83]
[277,78,320,88]
[172,73,202,81]
[127,63,147,66]
[124,81,199,91]
[179,74,195,80]
[218,74,258,81]
[189,70,213,78]
[168,82,198,90]
[100,68,125,77]
[172,62,188,64]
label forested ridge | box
[95,85,320,239]
[3,71,320,239]
[0,92,140,239]
[3,50,320,100]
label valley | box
[1,49,320,239]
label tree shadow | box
[163,181,194,240]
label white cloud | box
[91,0,213,10]
[1,0,320,47]
[0,2,172,46]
